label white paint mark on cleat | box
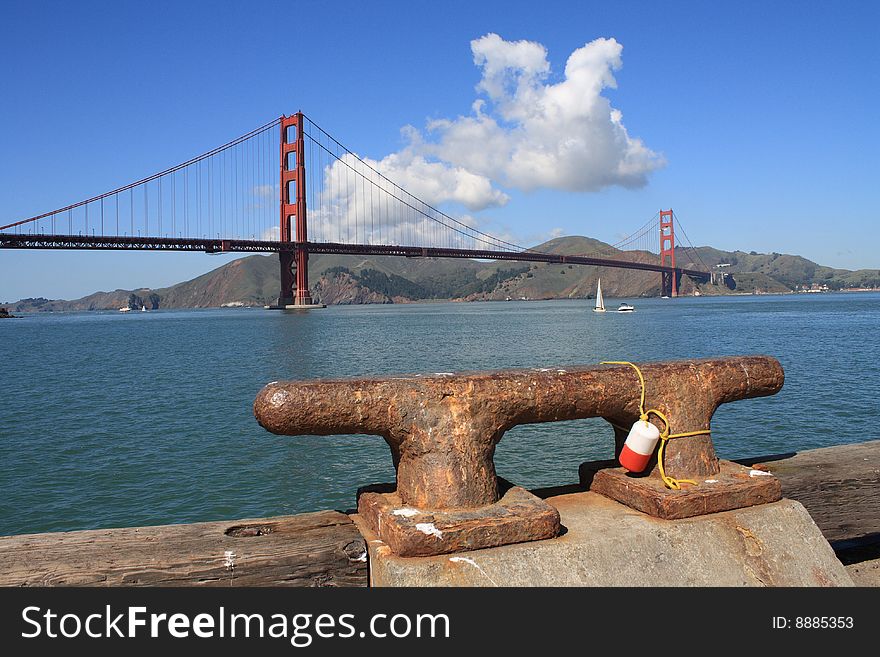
[392,508,419,518]
[224,550,236,570]
[749,469,773,477]
[415,522,443,538]
[704,479,719,484]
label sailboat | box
[592,279,606,312]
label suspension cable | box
[1,118,281,232]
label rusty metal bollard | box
[255,356,784,556]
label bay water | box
[1,293,878,536]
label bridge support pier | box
[268,249,324,309]
[295,247,313,306]
[277,251,295,306]
[661,270,682,298]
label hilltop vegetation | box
[7,236,878,311]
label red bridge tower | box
[276,112,315,307]
[659,209,678,297]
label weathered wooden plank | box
[847,558,880,586]
[0,510,367,587]
[737,440,880,543]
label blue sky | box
[1,0,877,301]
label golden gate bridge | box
[0,113,710,304]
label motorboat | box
[617,302,635,313]
[592,279,606,312]
[118,306,131,312]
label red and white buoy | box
[619,419,661,472]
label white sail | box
[593,279,606,312]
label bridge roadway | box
[0,233,710,280]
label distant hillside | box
[675,247,880,293]
[7,237,879,311]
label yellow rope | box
[600,360,710,490]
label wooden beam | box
[0,510,367,587]
[736,440,880,543]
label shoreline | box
[6,287,880,314]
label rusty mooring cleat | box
[254,356,784,555]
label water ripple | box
[2,293,878,535]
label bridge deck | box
[0,233,710,279]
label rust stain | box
[734,525,764,556]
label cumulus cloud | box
[307,153,496,247]
[371,132,509,211]
[253,184,277,200]
[305,34,662,248]
[260,225,281,241]
[418,33,664,197]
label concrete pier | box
[358,493,852,587]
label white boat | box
[617,302,635,313]
[141,305,147,311]
[118,306,131,313]
[592,279,606,312]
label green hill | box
[8,237,878,311]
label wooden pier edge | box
[0,441,877,587]
[0,510,367,587]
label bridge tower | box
[659,209,678,297]
[277,112,314,307]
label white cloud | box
[304,34,662,249]
[253,184,277,200]
[415,33,663,201]
[260,225,280,241]
[373,135,508,211]
[306,153,509,248]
